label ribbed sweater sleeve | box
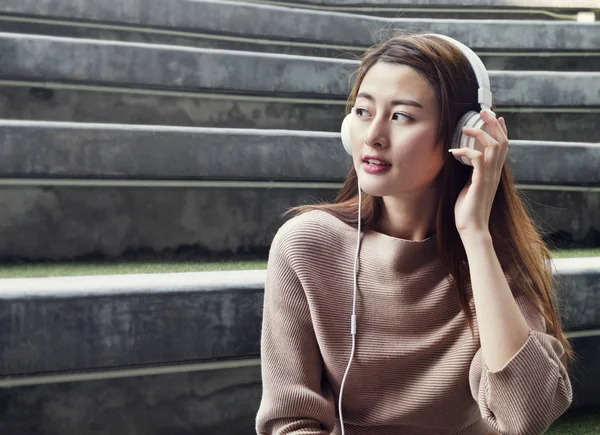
[469,292,573,435]
[255,221,336,434]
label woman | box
[255,33,574,435]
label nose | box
[363,116,389,149]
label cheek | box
[392,128,439,158]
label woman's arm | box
[464,232,572,435]
[255,224,336,435]
[462,232,531,372]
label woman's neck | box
[377,184,440,241]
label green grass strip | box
[546,406,600,434]
[552,248,600,259]
[0,260,269,279]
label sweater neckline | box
[367,229,436,244]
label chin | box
[355,175,391,197]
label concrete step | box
[1,184,597,259]
[1,121,598,186]
[0,361,262,435]
[1,86,597,143]
[0,121,598,260]
[1,0,598,51]
[0,0,598,69]
[3,21,599,71]
[3,33,598,100]
[1,85,597,143]
[0,33,598,142]
[0,264,597,419]
[253,0,598,20]
[1,261,598,372]
[283,0,599,7]
[0,337,596,433]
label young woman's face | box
[350,62,446,197]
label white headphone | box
[337,34,493,435]
[340,34,494,167]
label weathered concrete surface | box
[567,334,600,409]
[0,122,597,260]
[0,87,597,142]
[0,186,597,261]
[0,122,350,182]
[0,270,266,375]
[2,21,599,71]
[289,0,598,7]
[0,335,595,435]
[0,86,348,135]
[0,260,597,375]
[521,189,600,248]
[0,121,598,187]
[1,0,598,50]
[1,33,599,106]
[0,364,262,435]
[0,187,336,260]
[0,338,595,435]
[0,33,356,99]
[556,259,600,332]
[499,111,599,144]
[490,72,600,107]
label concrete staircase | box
[0,1,598,434]
[0,1,599,259]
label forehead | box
[358,62,437,107]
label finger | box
[462,125,499,150]
[498,117,508,137]
[449,147,484,169]
[462,125,507,166]
[480,109,507,144]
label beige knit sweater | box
[256,210,572,435]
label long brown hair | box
[288,33,575,368]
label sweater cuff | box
[485,330,559,378]
[482,329,570,427]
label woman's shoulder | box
[271,209,354,258]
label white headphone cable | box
[338,180,362,435]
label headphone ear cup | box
[341,113,353,155]
[451,111,490,166]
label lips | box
[362,155,391,166]
[362,154,392,175]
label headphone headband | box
[426,34,493,110]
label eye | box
[355,108,370,118]
[393,112,412,121]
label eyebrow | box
[356,92,424,109]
